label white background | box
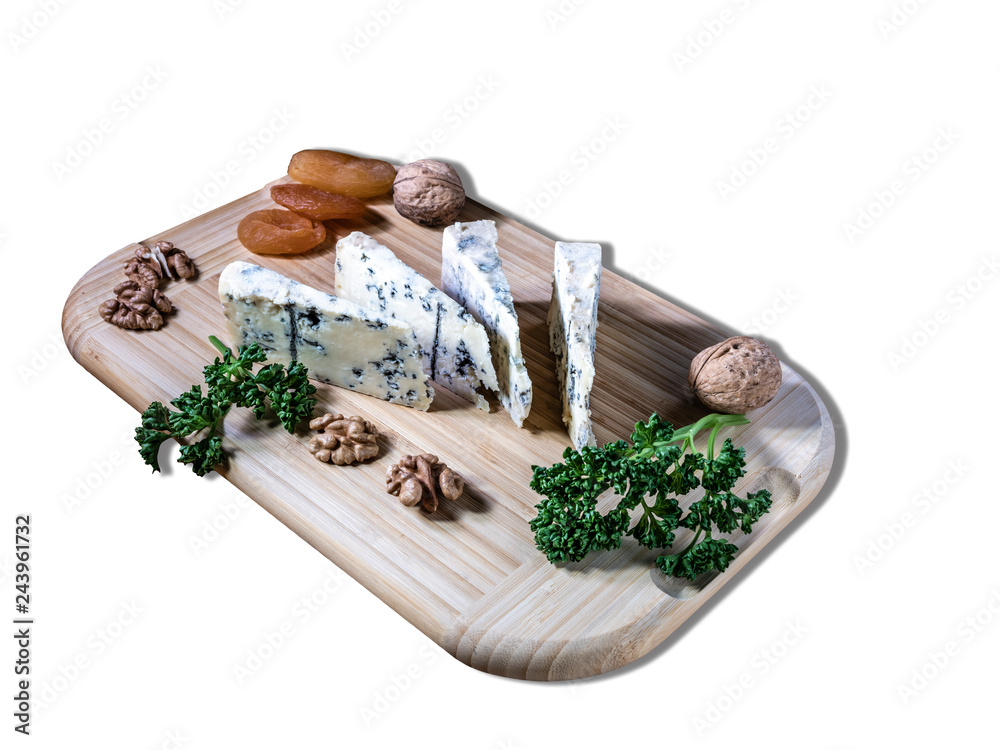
[4,0,998,746]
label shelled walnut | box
[99,280,173,330]
[101,240,196,331]
[123,245,164,287]
[386,454,464,512]
[308,413,380,465]
[156,240,196,279]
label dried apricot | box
[288,150,396,199]
[270,183,366,221]
[237,209,326,255]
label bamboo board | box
[62,178,835,681]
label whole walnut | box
[392,160,466,226]
[688,336,782,414]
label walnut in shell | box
[688,336,782,414]
[392,160,466,226]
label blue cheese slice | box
[441,220,532,427]
[333,231,499,411]
[218,261,433,410]
[548,242,602,449]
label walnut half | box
[386,454,464,512]
[155,241,196,280]
[308,414,379,465]
[99,280,173,330]
[123,245,164,288]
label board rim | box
[61,180,836,681]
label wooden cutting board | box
[62,178,835,681]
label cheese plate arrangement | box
[62,151,835,681]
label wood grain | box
[62,178,835,681]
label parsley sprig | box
[135,335,317,477]
[529,413,772,580]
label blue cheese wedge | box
[218,261,433,410]
[548,242,602,448]
[333,232,499,411]
[441,220,532,427]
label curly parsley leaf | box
[168,385,229,435]
[260,360,317,433]
[178,435,226,477]
[656,538,739,580]
[529,412,772,580]
[133,335,317,477]
[629,492,682,549]
[135,402,173,473]
[529,444,632,563]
